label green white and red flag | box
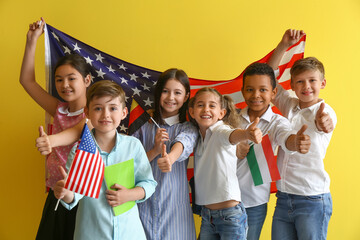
[247,135,280,186]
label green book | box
[104,159,135,216]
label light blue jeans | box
[199,203,248,240]
[246,203,267,240]
[272,191,332,240]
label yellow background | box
[1,0,359,239]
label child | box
[188,87,262,240]
[53,80,157,240]
[267,30,337,239]
[132,68,198,240]
[236,62,311,240]
[20,18,91,240]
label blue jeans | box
[272,191,332,240]
[199,203,248,240]
[246,203,267,240]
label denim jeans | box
[199,203,248,240]
[272,191,332,240]
[246,203,267,240]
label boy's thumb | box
[316,102,325,117]
[249,117,260,130]
[39,126,46,137]
[297,124,308,136]
[58,166,67,179]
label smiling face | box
[160,78,189,118]
[242,74,277,120]
[54,64,90,103]
[291,69,326,109]
[85,96,128,135]
[189,91,226,137]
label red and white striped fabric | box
[65,123,104,198]
[189,35,306,110]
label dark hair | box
[86,80,126,108]
[189,87,240,128]
[290,57,325,81]
[153,68,190,124]
[243,62,276,89]
[54,54,91,79]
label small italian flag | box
[247,135,281,186]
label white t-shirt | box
[237,106,294,208]
[194,121,241,205]
[273,84,337,195]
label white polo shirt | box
[237,106,294,208]
[273,84,337,195]
[194,120,241,205]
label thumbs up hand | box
[157,144,172,172]
[315,103,334,133]
[236,141,250,160]
[295,125,311,154]
[53,166,68,200]
[36,126,52,155]
[246,117,262,144]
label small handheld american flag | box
[64,123,104,198]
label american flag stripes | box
[64,123,104,198]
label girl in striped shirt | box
[133,68,198,240]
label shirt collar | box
[164,114,180,126]
[240,105,274,123]
[293,99,324,113]
[58,105,84,116]
[91,128,120,154]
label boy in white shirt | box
[267,30,337,240]
[236,62,311,240]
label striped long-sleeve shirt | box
[133,116,198,240]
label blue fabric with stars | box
[45,24,161,134]
[78,123,96,154]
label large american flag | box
[44,24,306,133]
[65,123,104,198]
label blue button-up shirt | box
[62,130,157,240]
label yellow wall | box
[1,0,359,239]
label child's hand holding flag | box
[53,166,74,203]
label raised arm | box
[20,18,59,116]
[36,118,91,155]
[267,29,305,71]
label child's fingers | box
[161,144,167,157]
[316,102,326,118]
[39,126,46,137]
[110,183,124,191]
[249,117,260,130]
[297,124,308,136]
[58,166,67,179]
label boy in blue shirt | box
[53,80,157,240]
